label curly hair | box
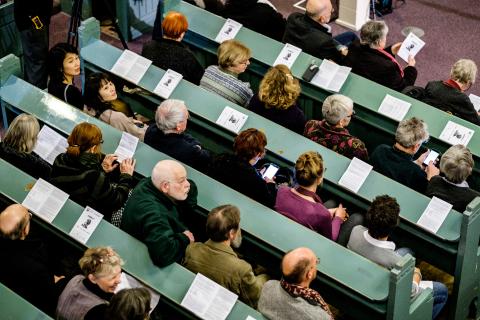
[295,151,324,187]
[258,64,301,110]
[79,246,124,278]
[366,195,400,239]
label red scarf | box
[443,79,462,91]
[377,48,404,77]
[280,279,334,319]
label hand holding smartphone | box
[262,164,279,180]
[423,149,440,166]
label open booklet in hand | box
[398,32,425,63]
[33,125,68,165]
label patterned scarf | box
[376,48,404,77]
[280,279,334,319]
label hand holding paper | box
[398,33,425,63]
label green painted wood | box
[0,282,53,320]
[0,158,264,320]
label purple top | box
[274,186,343,241]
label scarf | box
[443,79,462,91]
[376,48,404,77]
[295,186,323,203]
[280,279,334,319]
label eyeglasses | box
[347,110,356,118]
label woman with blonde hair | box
[275,151,362,246]
[50,122,135,222]
[56,247,124,320]
[248,64,306,134]
[200,39,254,107]
[0,113,51,179]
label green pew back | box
[0,282,53,320]
[0,60,435,320]
[72,21,480,319]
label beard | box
[231,229,243,248]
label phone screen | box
[262,165,279,180]
[423,150,439,165]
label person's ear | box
[87,274,96,284]
[229,229,236,241]
[159,181,170,193]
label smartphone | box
[262,164,279,180]
[423,149,440,166]
[302,63,319,82]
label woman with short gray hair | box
[304,94,368,161]
[371,117,439,194]
[344,20,418,92]
[426,145,480,212]
[424,59,480,126]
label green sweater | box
[121,177,197,267]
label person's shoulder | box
[286,12,303,23]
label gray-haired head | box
[322,94,354,125]
[395,117,429,148]
[440,145,474,184]
[155,99,188,134]
[306,0,332,23]
[450,59,477,86]
[360,20,389,48]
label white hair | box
[395,117,429,148]
[155,99,187,133]
[322,94,354,125]
[440,145,474,183]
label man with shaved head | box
[258,247,334,320]
[283,0,357,63]
[0,204,64,315]
[121,160,197,267]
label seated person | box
[424,59,479,125]
[0,113,51,180]
[258,247,334,320]
[371,117,439,193]
[85,287,151,320]
[304,94,368,161]
[50,122,135,222]
[347,195,448,319]
[426,145,480,212]
[209,128,277,208]
[142,11,204,85]
[222,0,286,42]
[200,39,254,107]
[248,64,306,134]
[183,205,269,308]
[283,0,354,63]
[144,99,211,171]
[48,42,83,109]
[344,21,417,92]
[84,72,147,141]
[275,151,362,246]
[0,204,66,315]
[121,160,196,267]
[56,247,123,320]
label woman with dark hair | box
[50,122,135,222]
[0,113,52,179]
[84,73,147,140]
[47,42,84,109]
[209,128,277,208]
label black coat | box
[283,12,343,63]
[141,39,204,85]
[0,142,52,180]
[344,40,417,92]
[209,153,277,208]
[144,124,211,171]
[14,0,53,31]
[50,152,134,221]
[48,81,84,110]
[426,176,480,212]
[223,0,286,42]
[424,80,480,126]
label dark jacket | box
[141,38,205,85]
[0,236,58,315]
[344,40,417,92]
[184,0,225,15]
[209,153,277,208]
[0,142,52,180]
[144,124,211,171]
[14,0,53,31]
[48,81,84,110]
[304,119,368,161]
[283,12,343,63]
[371,144,428,193]
[121,177,198,267]
[50,152,134,221]
[223,0,286,42]
[424,80,480,126]
[248,95,306,134]
[426,176,480,212]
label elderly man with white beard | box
[183,204,269,308]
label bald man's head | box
[281,247,318,286]
[151,160,190,201]
[0,204,31,240]
[306,0,333,24]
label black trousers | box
[19,26,49,89]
